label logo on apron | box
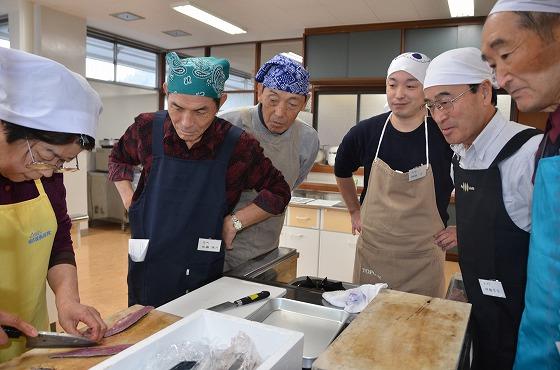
[460,182,475,192]
[28,230,52,245]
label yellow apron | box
[353,114,446,297]
[0,179,57,362]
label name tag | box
[478,279,506,298]
[408,165,427,182]
[197,238,221,253]
[556,342,560,355]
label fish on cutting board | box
[104,306,154,337]
[49,344,133,358]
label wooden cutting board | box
[0,305,181,370]
[312,289,471,370]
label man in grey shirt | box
[219,54,319,271]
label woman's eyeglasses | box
[25,140,79,173]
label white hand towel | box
[322,283,387,313]
[128,239,150,262]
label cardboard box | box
[91,309,304,370]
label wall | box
[90,81,159,141]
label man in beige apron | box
[335,52,455,297]
[219,54,319,271]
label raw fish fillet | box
[104,306,154,337]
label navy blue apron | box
[454,129,540,370]
[127,111,242,307]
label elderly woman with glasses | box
[423,47,543,370]
[0,48,107,362]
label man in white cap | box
[0,48,106,362]
[335,52,454,297]
[218,54,319,271]
[423,46,543,370]
[482,2,560,368]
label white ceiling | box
[4,0,497,50]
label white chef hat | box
[387,52,431,85]
[0,48,102,138]
[490,0,560,14]
[423,47,498,90]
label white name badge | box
[197,238,221,253]
[556,341,560,356]
[408,165,427,182]
[478,279,506,298]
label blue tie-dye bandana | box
[255,54,309,96]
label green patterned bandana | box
[166,52,229,98]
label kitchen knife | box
[208,291,270,312]
[2,325,97,348]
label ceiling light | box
[281,52,303,64]
[172,2,246,35]
[162,30,192,37]
[447,0,474,17]
[110,12,145,21]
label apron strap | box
[490,128,541,168]
[375,113,430,168]
[33,179,47,196]
[152,110,168,157]
[215,124,242,163]
[374,113,392,161]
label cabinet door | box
[319,231,358,283]
[280,226,320,277]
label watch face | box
[232,216,243,231]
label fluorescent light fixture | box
[281,52,303,64]
[172,2,246,35]
[447,0,474,17]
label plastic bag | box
[144,331,262,370]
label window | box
[86,35,158,88]
[0,17,9,49]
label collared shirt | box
[108,112,291,215]
[0,174,75,268]
[451,111,543,232]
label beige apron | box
[224,106,301,271]
[353,113,446,297]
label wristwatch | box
[231,213,243,231]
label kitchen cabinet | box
[279,226,320,277]
[318,231,358,283]
[281,205,357,282]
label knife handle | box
[234,291,270,306]
[1,325,22,338]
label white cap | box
[387,52,431,85]
[0,48,102,138]
[490,0,560,14]
[423,47,498,90]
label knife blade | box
[2,325,97,348]
[208,290,270,312]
